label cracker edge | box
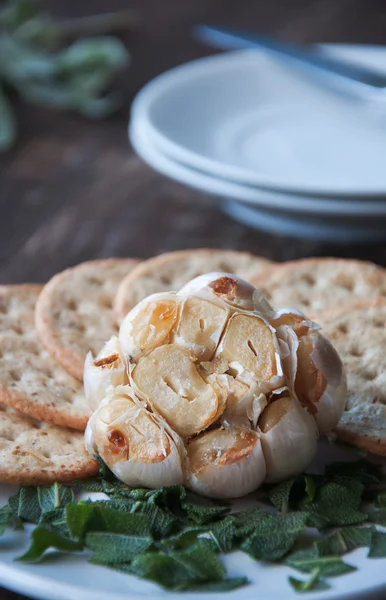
[114,248,271,322]
[35,258,140,381]
[250,257,386,289]
[324,297,386,455]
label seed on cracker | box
[114,249,271,322]
[35,258,139,380]
[250,258,386,318]
[0,285,90,430]
[323,299,386,455]
[0,403,98,485]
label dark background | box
[1,0,386,597]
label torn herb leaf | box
[66,503,152,540]
[38,483,74,513]
[129,501,179,538]
[17,525,83,562]
[288,568,330,593]
[181,577,249,592]
[130,539,226,590]
[241,512,308,561]
[368,530,386,558]
[0,504,22,535]
[206,515,239,553]
[286,547,356,577]
[9,487,41,523]
[316,526,373,556]
[303,480,367,528]
[325,460,382,485]
[86,532,153,564]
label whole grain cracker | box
[35,258,139,380]
[322,298,386,455]
[114,249,271,322]
[250,258,386,319]
[0,403,98,484]
[0,285,91,430]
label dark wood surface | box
[1,1,386,598]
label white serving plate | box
[130,120,386,242]
[1,442,386,600]
[131,45,386,197]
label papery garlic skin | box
[296,333,347,435]
[86,388,184,488]
[186,425,266,499]
[178,271,274,315]
[259,394,319,483]
[84,336,127,410]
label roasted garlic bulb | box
[85,272,347,498]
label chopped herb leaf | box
[325,460,382,485]
[286,547,356,577]
[130,539,226,590]
[38,483,74,513]
[368,530,386,558]
[241,512,308,561]
[129,502,179,538]
[86,532,153,564]
[288,568,330,593]
[376,491,386,509]
[0,504,22,535]
[367,509,386,526]
[161,527,206,550]
[207,515,239,553]
[303,480,367,528]
[9,487,41,523]
[66,503,151,540]
[16,525,83,562]
[316,526,373,556]
[182,577,249,592]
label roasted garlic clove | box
[131,344,223,438]
[173,295,228,360]
[186,424,266,498]
[259,393,318,482]
[295,332,347,435]
[85,390,184,488]
[119,293,178,362]
[84,336,127,410]
[217,313,283,390]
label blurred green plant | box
[0,0,135,151]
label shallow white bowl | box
[130,119,386,242]
[131,45,386,197]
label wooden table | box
[1,1,386,598]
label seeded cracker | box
[250,258,386,319]
[114,249,271,322]
[0,403,98,484]
[0,285,90,430]
[323,299,386,455]
[35,258,139,380]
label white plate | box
[1,442,386,600]
[130,120,386,242]
[131,46,386,196]
[130,119,386,216]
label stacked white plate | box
[129,45,386,242]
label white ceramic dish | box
[130,120,386,242]
[131,45,386,197]
[1,442,386,600]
